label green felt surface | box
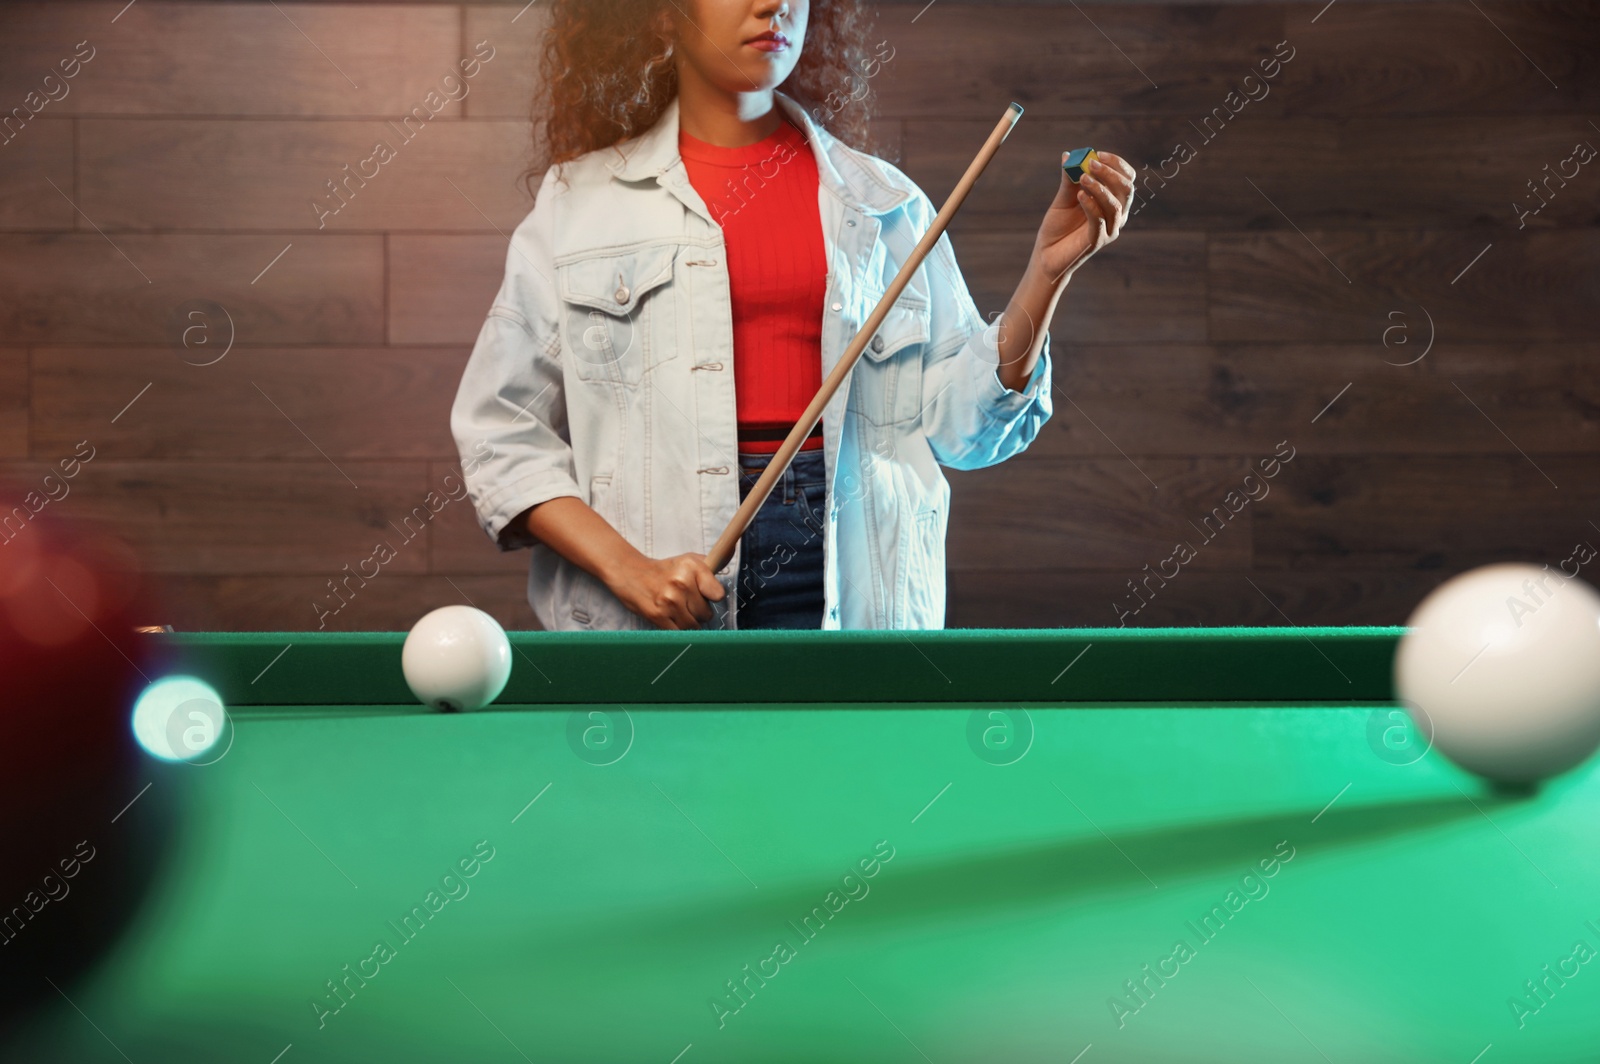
[10,630,1600,1063]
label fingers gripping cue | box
[704,102,1026,576]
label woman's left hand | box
[1032,150,1137,284]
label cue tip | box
[1008,101,1023,118]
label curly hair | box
[522,0,891,198]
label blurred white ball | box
[402,605,512,712]
[1395,562,1600,783]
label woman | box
[451,0,1134,631]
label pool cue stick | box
[705,101,1026,576]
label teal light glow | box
[131,676,229,763]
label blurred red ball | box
[0,492,174,1028]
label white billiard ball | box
[1395,562,1600,784]
[402,605,512,712]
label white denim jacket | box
[451,89,1053,630]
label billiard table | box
[11,627,1600,1063]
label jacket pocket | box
[556,243,678,386]
[853,295,929,427]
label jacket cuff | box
[478,473,583,551]
[976,329,1052,417]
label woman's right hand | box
[606,552,727,630]
[519,498,728,629]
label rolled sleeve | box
[912,189,1054,471]
[975,322,1052,412]
[924,324,1054,470]
[450,169,582,551]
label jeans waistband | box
[738,448,826,468]
[737,450,826,492]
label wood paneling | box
[0,350,27,457]
[1208,230,1600,343]
[862,5,1289,119]
[0,234,384,344]
[1024,342,1600,458]
[31,347,468,459]
[1274,2,1600,116]
[0,3,464,117]
[0,119,74,229]
[0,461,437,575]
[920,116,1600,231]
[947,569,1453,628]
[1253,455,1598,571]
[389,234,507,344]
[873,0,1598,121]
[463,4,549,119]
[946,457,1259,570]
[78,118,533,231]
[150,574,540,632]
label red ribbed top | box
[679,116,826,454]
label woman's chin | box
[722,55,796,91]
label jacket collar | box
[604,89,913,216]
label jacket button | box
[871,335,884,352]
[614,284,630,304]
[846,219,856,227]
[830,302,842,312]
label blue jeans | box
[734,448,826,629]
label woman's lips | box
[746,37,788,52]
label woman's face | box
[669,0,808,97]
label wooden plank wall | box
[0,1,1595,632]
